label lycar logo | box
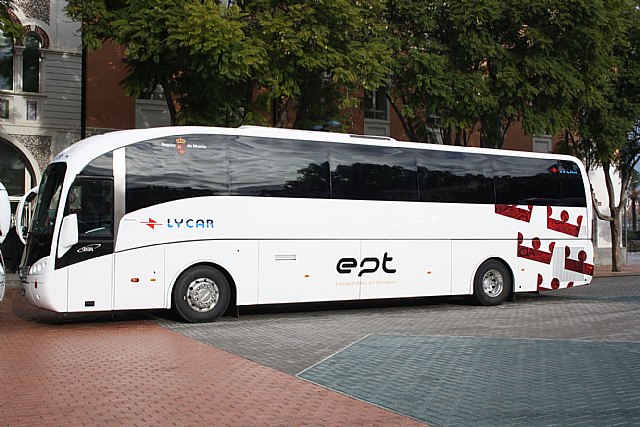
[141,217,214,229]
[337,252,396,277]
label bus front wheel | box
[472,260,511,306]
[173,266,230,323]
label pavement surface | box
[1,262,640,426]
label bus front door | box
[58,178,115,311]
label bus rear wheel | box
[173,266,230,323]
[472,260,511,306]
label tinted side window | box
[330,144,418,201]
[493,156,560,205]
[80,152,113,177]
[417,151,494,204]
[66,178,113,238]
[558,160,587,207]
[229,136,330,198]
[125,135,228,213]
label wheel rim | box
[482,268,504,298]
[186,277,219,312]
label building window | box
[364,89,388,121]
[533,136,552,153]
[22,33,41,93]
[0,99,8,118]
[139,84,165,101]
[0,31,13,91]
[26,100,37,120]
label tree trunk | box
[610,214,622,272]
[386,93,417,142]
[592,162,624,272]
[161,82,177,126]
[274,97,294,128]
[603,162,623,272]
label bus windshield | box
[22,163,66,268]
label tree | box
[238,0,390,129]
[65,0,391,128]
[0,1,25,40]
[67,0,265,126]
[385,0,615,147]
[558,2,640,271]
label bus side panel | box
[359,240,452,299]
[258,240,361,304]
[114,246,165,310]
[67,254,114,311]
[450,240,517,296]
[164,240,259,307]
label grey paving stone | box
[156,275,640,426]
[298,335,640,426]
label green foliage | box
[571,2,640,175]
[240,0,390,128]
[0,2,24,41]
[386,0,620,147]
[65,0,391,128]
[552,1,640,271]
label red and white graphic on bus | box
[495,204,533,222]
[517,233,555,264]
[564,246,595,276]
[547,207,582,237]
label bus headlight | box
[29,260,48,275]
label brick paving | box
[0,287,422,426]
[3,269,640,426]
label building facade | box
[0,0,82,209]
[0,2,624,267]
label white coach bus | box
[19,126,594,322]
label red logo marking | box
[537,274,561,291]
[495,204,533,222]
[517,233,555,264]
[564,247,594,276]
[547,207,582,237]
[141,218,162,229]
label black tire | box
[472,259,511,306]
[173,265,231,323]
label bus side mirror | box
[58,214,79,258]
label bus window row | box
[120,134,587,213]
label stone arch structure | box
[6,8,51,48]
[32,25,50,49]
[0,131,42,185]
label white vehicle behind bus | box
[19,126,594,322]
[0,182,11,301]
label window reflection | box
[493,156,561,205]
[418,151,494,204]
[229,136,330,198]
[125,135,228,213]
[331,145,417,201]
[122,133,586,213]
